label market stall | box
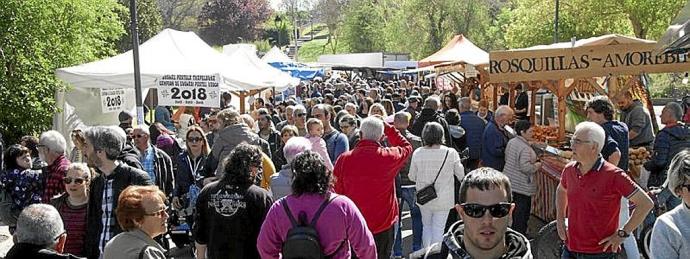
[417,35,490,92]
[488,34,690,221]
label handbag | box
[416,150,450,205]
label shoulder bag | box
[416,150,450,205]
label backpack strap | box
[280,198,299,227]
[310,195,337,226]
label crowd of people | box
[0,76,689,259]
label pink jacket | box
[257,192,377,258]
[307,136,334,171]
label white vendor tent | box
[261,46,293,63]
[53,29,298,145]
[222,44,300,89]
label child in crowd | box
[305,118,333,170]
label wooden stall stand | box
[486,34,690,222]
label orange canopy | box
[418,35,490,68]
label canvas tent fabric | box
[256,46,324,80]
[516,34,654,51]
[222,44,301,88]
[261,46,293,63]
[418,35,490,68]
[56,29,296,91]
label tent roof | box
[56,29,296,91]
[418,35,489,67]
[223,44,300,89]
[515,34,654,51]
[262,46,293,63]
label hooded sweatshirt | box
[413,221,532,259]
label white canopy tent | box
[221,44,300,90]
[53,29,298,142]
[261,46,293,63]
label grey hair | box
[423,96,441,110]
[133,124,150,136]
[66,162,91,180]
[666,149,690,197]
[39,130,67,154]
[394,112,411,124]
[85,126,124,160]
[344,102,358,111]
[293,105,307,116]
[217,108,241,128]
[283,137,312,163]
[360,116,384,141]
[459,97,472,112]
[495,105,513,118]
[664,102,684,121]
[14,204,65,247]
[422,122,445,146]
[574,121,606,154]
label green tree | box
[0,0,124,143]
[341,0,386,52]
[116,0,164,52]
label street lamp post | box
[274,15,282,46]
[129,0,144,125]
[554,0,560,43]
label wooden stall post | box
[557,79,567,142]
[530,89,537,125]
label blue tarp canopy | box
[269,62,325,80]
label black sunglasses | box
[296,113,306,117]
[133,134,147,139]
[187,137,203,143]
[63,177,86,185]
[460,202,512,218]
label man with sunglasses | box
[131,125,175,199]
[413,167,532,259]
[293,105,308,136]
[556,122,652,259]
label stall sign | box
[489,43,690,83]
[100,88,125,113]
[157,74,221,108]
[465,64,478,78]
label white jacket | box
[409,146,464,211]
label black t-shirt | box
[515,92,529,118]
[193,183,273,259]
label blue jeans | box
[562,247,617,259]
[393,187,423,256]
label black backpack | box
[281,195,339,259]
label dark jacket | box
[460,111,486,160]
[5,243,84,259]
[174,151,209,199]
[644,123,690,186]
[414,221,532,259]
[84,163,152,259]
[118,144,143,170]
[271,145,287,170]
[481,120,510,171]
[259,128,281,160]
[411,108,453,149]
[150,146,175,197]
[399,130,423,186]
[601,120,629,171]
[193,182,273,259]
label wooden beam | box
[557,79,567,142]
[531,89,537,124]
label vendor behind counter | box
[615,91,655,149]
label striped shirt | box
[59,201,87,256]
[99,179,115,254]
[141,145,156,182]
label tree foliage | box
[198,0,273,46]
[157,0,204,31]
[0,0,124,143]
[116,0,163,52]
[341,0,386,52]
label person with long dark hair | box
[258,151,376,258]
[193,143,273,259]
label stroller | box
[168,184,201,248]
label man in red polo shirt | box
[556,121,652,258]
[334,116,412,259]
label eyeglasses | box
[460,203,512,218]
[144,206,168,217]
[569,138,593,146]
[63,177,86,185]
[296,113,306,117]
[187,137,203,143]
[133,134,147,139]
[340,125,351,129]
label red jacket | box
[334,123,412,234]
